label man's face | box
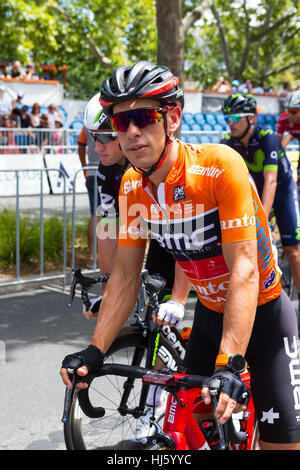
[287,108,300,125]
[111,98,167,171]
[92,130,125,167]
[225,113,255,138]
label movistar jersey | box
[118,140,281,313]
[221,125,293,196]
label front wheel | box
[64,328,182,450]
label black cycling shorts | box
[183,291,300,444]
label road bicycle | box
[64,361,260,451]
[62,267,190,450]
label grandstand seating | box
[181,112,280,144]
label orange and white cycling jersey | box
[118,140,282,313]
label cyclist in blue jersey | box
[221,93,300,317]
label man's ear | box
[168,105,182,134]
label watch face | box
[229,354,246,373]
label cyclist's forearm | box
[97,233,119,295]
[91,274,140,352]
[91,246,145,353]
[219,241,259,357]
[261,171,277,219]
[170,262,191,305]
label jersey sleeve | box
[276,115,285,138]
[77,126,87,146]
[259,130,281,172]
[213,146,257,244]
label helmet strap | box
[238,116,252,140]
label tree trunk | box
[156,0,185,89]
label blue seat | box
[191,123,202,131]
[199,134,212,143]
[202,123,213,131]
[257,115,265,126]
[181,122,190,131]
[186,134,199,145]
[210,134,220,143]
[194,113,206,126]
[205,113,217,125]
[182,113,195,125]
[213,124,223,132]
[70,120,83,130]
[215,113,226,126]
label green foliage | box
[0,208,74,267]
[1,0,299,95]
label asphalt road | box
[0,284,195,451]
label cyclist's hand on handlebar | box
[153,300,185,326]
[201,369,250,425]
[60,345,105,390]
[83,295,103,319]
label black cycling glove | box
[61,344,105,374]
[204,369,250,406]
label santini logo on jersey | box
[188,165,224,178]
[220,214,256,230]
[123,178,143,195]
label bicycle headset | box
[99,60,184,178]
[222,93,257,140]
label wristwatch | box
[215,354,247,375]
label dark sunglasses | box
[110,107,172,132]
[90,131,118,144]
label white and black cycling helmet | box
[99,61,184,177]
[84,92,112,131]
[285,91,300,109]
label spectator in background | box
[14,91,25,109]
[278,82,292,97]
[231,79,240,93]
[252,83,265,94]
[20,105,31,128]
[30,102,41,127]
[53,117,65,151]
[47,103,64,128]
[10,108,22,127]
[6,60,24,79]
[24,63,39,81]
[239,79,253,94]
[77,125,100,267]
[0,84,14,118]
[0,114,16,150]
[212,76,231,93]
[35,113,53,148]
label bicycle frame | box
[150,370,257,450]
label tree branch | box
[182,0,213,35]
[262,61,300,80]
[46,1,111,66]
[210,1,232,78]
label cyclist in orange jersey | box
[61,61,300,450]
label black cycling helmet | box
[100,61,184,178]
[100,60,184,117]
[222,93,257,114]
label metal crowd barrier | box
[0,168,68,288]
[0,127,82,152]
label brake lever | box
[61,372,77,423]
[209,378,226,450]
